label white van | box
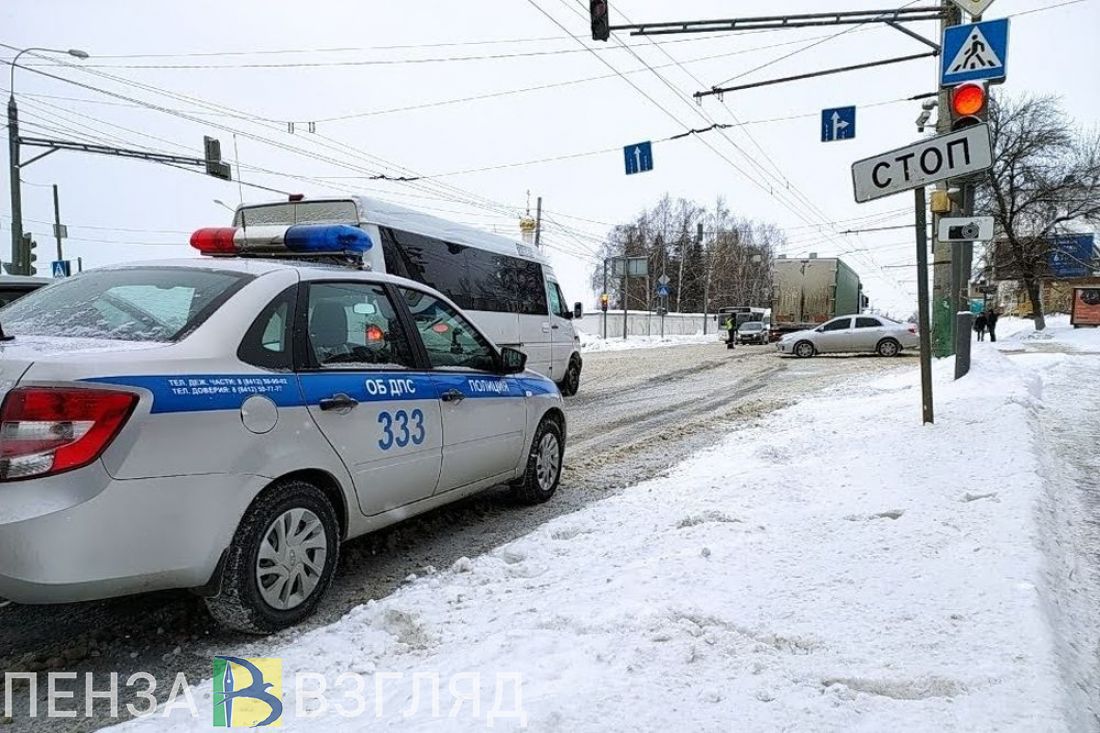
[231,195,585,395]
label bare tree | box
[978,94,1100,330]
[589,195,780,314]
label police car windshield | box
[0,267,252,343]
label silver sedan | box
[776,315,920,358]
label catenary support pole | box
[52,184,63,261]
[8,96,23,274]
[534,196,542,248]
[915,186,935,425]
[932,0,961,357]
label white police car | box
[0,224,566,633]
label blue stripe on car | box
[83,372,557,414]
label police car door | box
[299,281,443,516]
[399,287,527,493]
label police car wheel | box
[559,359,581,397]
[511,417,564,505]
[205,480,340,634]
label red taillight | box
[0,388,138,481]
[190,227,238,255]
[909,325,918,334]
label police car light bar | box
[189,224,373,257]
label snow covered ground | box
[116,326,1100,732]
[577,330,717,353]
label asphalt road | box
[0,342,915,730]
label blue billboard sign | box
[1047,234,1096,278]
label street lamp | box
[8,47,89,274]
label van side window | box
[547,282,570,319]
[380,227,548,317]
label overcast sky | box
[3,0,1097,316]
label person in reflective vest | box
[723,316,736,350]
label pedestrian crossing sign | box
[941,19,1009,86]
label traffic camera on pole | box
[590,0,610,41]
[949,82,988,131]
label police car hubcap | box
[536,433,561,492]
[256,508,328,611]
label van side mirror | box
[499,346,527,375]
[573,303,583,320]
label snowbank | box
[996,315,1100,353]
[577,331,716,353]
[118,350,1070,732]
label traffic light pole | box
[932,0,962,357]
[602,259,608,339]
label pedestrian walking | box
[987,309,1000,342]
[974,311,988,342]
[723,315,736,350]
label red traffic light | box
[952,83,986,117]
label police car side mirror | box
[499,347,527,375]
[573,303,583,320]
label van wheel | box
[794,341,816,358]
[876,338,901,357]
[205,479,340,634]
[558,358,582,397]
[510,417,564,505]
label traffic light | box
[600,293,610,312]
[204,136,233,181]
[22,234,37,276]
[590,0,610,41]
[949,82,988,131]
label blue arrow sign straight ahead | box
[51,260,71,278]
[624,141,654,175]
[821,106,856,142]
[941,18,1009,86]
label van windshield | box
[235,201,359,227]
[0,267,252,342]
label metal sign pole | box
[622,260,628,341]
[915,186,935,425]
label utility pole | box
[699,223,710,335]
[52,184,64,261]
[8,95,23,274]
[534,196,543,248]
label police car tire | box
[205,480,340,634]
[510,417,564,505]
[559,359,582,397]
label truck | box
[770,256,864,338]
